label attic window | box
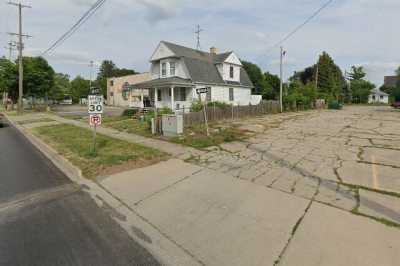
[230,66,234,79]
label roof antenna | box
[195,24,203,50]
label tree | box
[290,66,315,85]
[96,60,137,97]
[21,57,55,100]
[348,66,366,81]
[0,57,17,100]
[71,76,90,103]
[50,73,71,102]
[316,52,346,100]
[264,72,280,100]
[351,80,375,103]
[241,61,267,95]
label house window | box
[380,95,384,100]
[230,66,234,79]
[161,63,167,77]
[229,88,234,101]
[122,89,129,100]
[179,87,186,101]
[110,80,114,86]
[110,92,114,97]
[170,62,176,76]
[157,89,162,101]
[372,95,376,101]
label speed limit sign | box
[88,95,104,114]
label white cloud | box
[1,0,398,85]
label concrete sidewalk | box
[99,159,400,266]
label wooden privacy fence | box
[183,100,280,127]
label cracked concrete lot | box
[76,106,400,265]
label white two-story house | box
[132,41,261,112]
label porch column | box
[154,88,158,109]
[170,86,175,111]
[141,88,144,108]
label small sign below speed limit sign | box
[89,114,102,126]
[88,95,104,114]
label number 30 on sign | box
[88,95,104,114]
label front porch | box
[131,77,196,113]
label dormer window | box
[161,63,167,77]
[230,66,234,79]
[170,62,176,76]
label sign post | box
[88,92,103,155]
[196,87,210,136]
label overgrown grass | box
[171,124,249,149]
[18,118,54,125]
[102,117,152,137]
[32,124,168,178]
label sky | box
[0,0,398,86]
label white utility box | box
[162,114,183,137]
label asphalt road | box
[0,119,160,266]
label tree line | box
[0,57,136,104]
[2,52,400,106]
[242,51,385,108]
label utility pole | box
[315,63,319,89]
[89,60,94,90]
[195,25,203,50]
[7,1,32,114]
[279,46,285,113]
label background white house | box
[368,89,389,104]
[131,41,261,112]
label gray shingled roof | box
[371,89,389,96]
[161,41,254,88]
[133,77,194,88]
[182,57,224,84]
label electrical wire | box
[266,0,335,54]
[41,0,106,56]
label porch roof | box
[132,77,195,89]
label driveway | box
[97,106,400,266]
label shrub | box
[122,109,138,117]
[191,101,204,112]
[207,101,230,109]
[328,100,343,110]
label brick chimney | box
[210,47,218,55]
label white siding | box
[224,53,242,66]
[152,59,189,79]
[150,42,175,61]
[222,63,241,82]
[368,94,389,104]
[194,85,252,105]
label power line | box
[42,0,106,56]
[266,0,335,54]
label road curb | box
[4,113,202,266]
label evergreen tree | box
[316,52,346,100]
